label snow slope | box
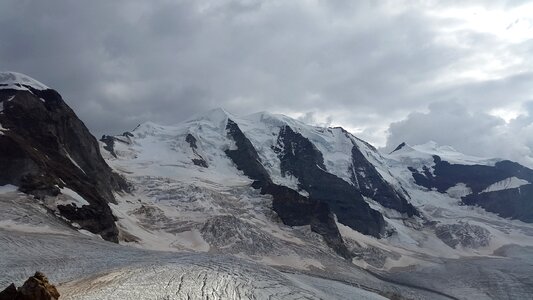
[481,177,530,193]
[0,71,49,91]
[109,109,404,196]
[388,141,497,169]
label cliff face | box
[224,119,378,258]
[0,74,127,241]
[409,155,533,223]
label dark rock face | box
[224,119,351,258]
[410,156,533,223]
[225,119,270,182]
[463,185,533,223]
[264,183,352,258]
[100,132,134,159]
[308,201,353,258]
[0,272,60,300]
[274,125,385,237]
[390,142,407,154]
[350,143,418,217]
[410,156,533,193]
[265,184,315,226]
[0,87,127,242]
[185,133,198,149]
[185,133,208,167]
[100,134,118,158]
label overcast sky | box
[2,0,533,165]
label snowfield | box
[0,71,50,91]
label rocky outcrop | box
[100,132,134,159]
[224,119,352,258]
[185,133,208,167]
[409,155,533,223]
[225,119,271,183]
[0,76,127,241]
[350,143,418,217]
[0,272,60,300]
[274,125,385,237]
[463,185,533,223]
[410,156,533,194]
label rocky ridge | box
[0,72,127,241]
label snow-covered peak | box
[412,141,459,155]
[186,107,232,126]
[0,72,49,91]
[130,109,233,140]
[388,140,496,166]
[131,121,181,138]
[242,111,307,129]
[113,109,392,190]
[391,141,460,156]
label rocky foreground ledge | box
[0,272,59,300]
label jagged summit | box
[390,142,409,154]
[0,71,50,91]
[391,141,462,155]
[133,109,345,140]
[185,107,233,126]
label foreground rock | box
[0,272,60,300]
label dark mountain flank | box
[273,125,386,237]
[225,119,352,258]
[409,155,533,223]
[0,85,127,241]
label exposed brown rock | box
[0,272,60,300]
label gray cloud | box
[1,0,533,163]
[385,101,533,167]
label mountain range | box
[1,72,533,299]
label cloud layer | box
[385,101,533,167]
[1,0,532,163]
